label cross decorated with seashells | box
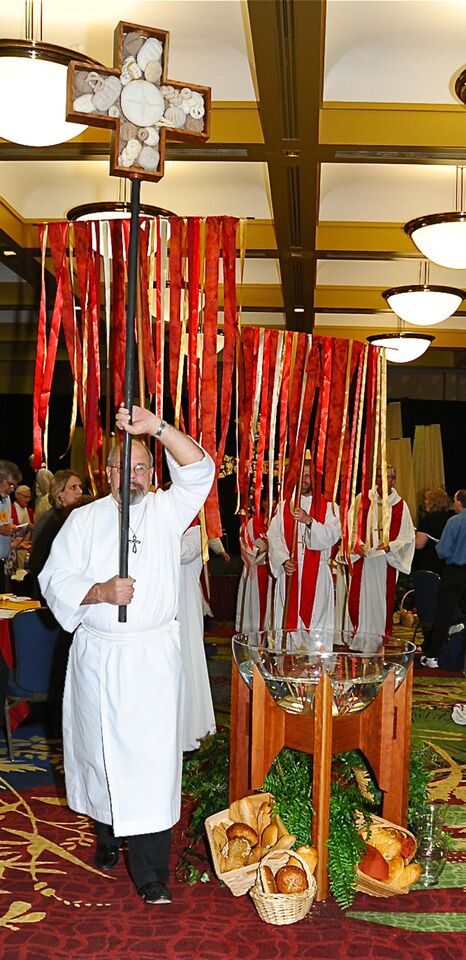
[65,21,211,621]
[66,20,211,181]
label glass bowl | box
[231,630,415,717]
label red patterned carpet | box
[0,778,465,960]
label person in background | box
[267,457,341,631]
[420,489,466,668]
[34,467,54,521]
[347,465,415,637]
[29,470,83,598]
[236,490,273,634]
[412,488,454,576]
[178,524,216,753]
[11,485,34,573]
[0,459,23,592]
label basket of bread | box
[249,847,317,925]
[205,792,296,896]
[356,813,421,897]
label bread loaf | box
[260,864,278,894]
[275,864,308,895]
[226,821,258,846]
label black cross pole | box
[118,178,141,622]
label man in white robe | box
[39,405,214,905]
[178,526,216,752]
[267,462,341,632]
[347,465,415,637]
[235,511,271,633]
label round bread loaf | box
[226,821,258,846]
[275,864,308,894]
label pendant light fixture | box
[404,167,466,269]
[367,332,434,364]
[0,2,102,147]
[382,261,464,326]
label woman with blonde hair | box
[29,470,83,598]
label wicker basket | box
[399,590,418,629]
[355,813,418,898]
[249,850,317,925]
[205,794,294,897]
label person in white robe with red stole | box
[267,460,341,631]
[39,405,214,906]
[347,465,415,637]
[235,505,271,633]
[178,525,216,752]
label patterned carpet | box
[0,623,466,959]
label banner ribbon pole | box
[119,179,141,623]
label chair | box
[4,607,71,760]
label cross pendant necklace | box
[129,530,141,554]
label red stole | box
[282,497,327,630]
[11,504,34,525]
[348,497,404,636]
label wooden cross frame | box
[66,20,211,182]
[65,21,211,620]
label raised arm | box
[116,405,203,465]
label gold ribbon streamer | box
[380,347,389,544]
[350,344,368,549]
[268,330,285,520]
[332,340,353,505]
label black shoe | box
[138,880,172,904]
[94,844,121,870]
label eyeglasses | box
[110,463,151,476]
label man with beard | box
[267,458,341,631]
[347,464,415,637]
[39,405,214,906]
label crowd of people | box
[0,428,465,907]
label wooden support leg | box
[311,673,333,901]
[228,659,252,803]
[382,663,413,827]
[250,665,286,790]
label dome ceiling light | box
[404,167,466,269]
[382,262,464,326]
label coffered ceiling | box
[1,0,466,374]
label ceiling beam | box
[247,0,326,331]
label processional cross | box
[66,21,211,620]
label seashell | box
[144,60,162,85]
[137,126,159,146]
[190,103,205,120]
[87,71,103,90]
[164,105,186,128]
[181,96,196,115]
[119,120,139,142]
[181,87,192,99]
[137,36,163,71]
[138,145,160,172]
[192,90,205,104]
[74,71,93,96]
[185,115,204,133]
[119,138,142,167]
[168,92,183,107]
[122,31,146,59]
[92,76,122,112]
[120,79,164,127]
[159,85,174,98]
[73,94,96,114]
[120,55,142,85]
[108,104,122,118]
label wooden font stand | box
[229,658,413,900]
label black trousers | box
[428,564,466,657]
[94,820,171,888]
